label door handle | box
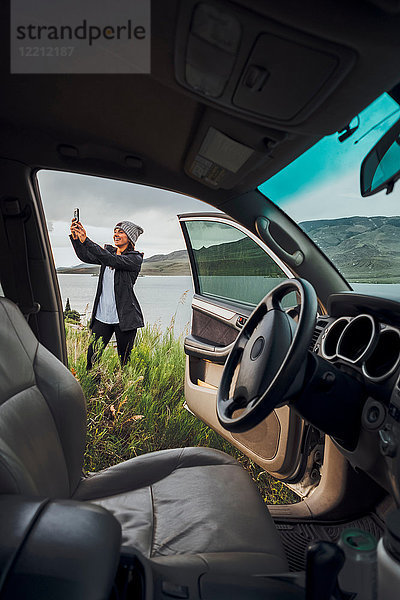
[184,334,234,364]
[255,216,304,267]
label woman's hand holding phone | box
[70,220,87,243]
[70,220,78,240]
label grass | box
[66,322,299,505]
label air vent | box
[309,319,329,351]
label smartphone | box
[73,208,80,222]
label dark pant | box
[87,319,137,369]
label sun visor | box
[175,1,356,129]
[184,112,287,189]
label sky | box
[259,93,400,223]
[39,93,400,267]
[38,171,221,266]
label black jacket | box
[70,236,144,331]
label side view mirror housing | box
[360,118,400,197]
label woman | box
[70,219,144,369]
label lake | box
[351,283,400,300]
[58,274,194,337]
[58,274,400,338]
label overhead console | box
[175,0,356,128]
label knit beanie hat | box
[115,221,144,245]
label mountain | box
[56,216,400,282]
[192,236,282,277]
[56,249,190,275]
[300,216,400,282]
[57,264,100,274]
[141,249,190,275]
[144,249,188,263]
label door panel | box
[192,305,238,347]
[185,357,304,479]
[184,298,304,480]
[184,295,250,361]
[179,214,309,482]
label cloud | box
[279,168,400,224]
[38,170,216,226]
[41,157,400,268]
[38,170,221,265]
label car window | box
[184,219,295,306]
[36,170,220,335]
[258,93,400,295]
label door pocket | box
[192,307,238,346]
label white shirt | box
[95,266,119,324]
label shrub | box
[64,297,81,323]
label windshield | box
[258,93,400,290]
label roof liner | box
[1,0,400,205]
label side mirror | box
[360,118,400,196]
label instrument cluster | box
[312,293,400,503]
[320,314,400,382]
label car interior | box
[2,0,400,598]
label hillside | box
[57,248,190,275]
[192,236,282,277]
[56,216,400,283]
[300,216,400,282]
[141,249,190,275]
[57,264,100,274]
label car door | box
[179,212,322,488]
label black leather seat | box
[0,297,288,570]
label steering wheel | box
[217,278,317,433]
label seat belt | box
[0,197,40,334]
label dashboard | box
[310,292,400,503]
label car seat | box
[0,297,288,572]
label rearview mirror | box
[360,118,400,196]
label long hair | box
[113,241,134,254]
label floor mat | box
[275,515,383,571]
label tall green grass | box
[66,323,298,504]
